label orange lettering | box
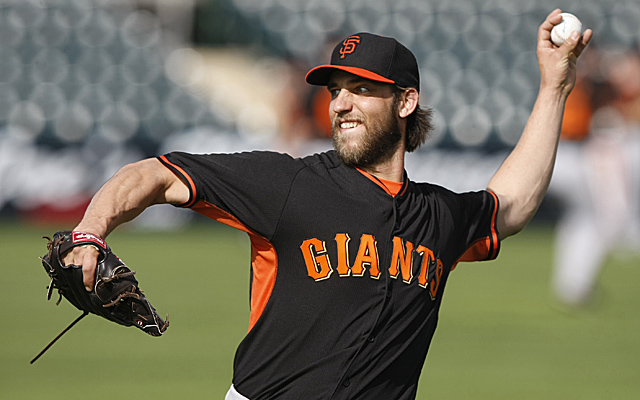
[416,245,434,288]
[335,233,351,276]
[340,36,361,58]
[389,237,414,284]
[300,238,333,281]
[353,234,379,278]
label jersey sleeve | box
[157,151,304,239]
[450,190,500,264]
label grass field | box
[2,219,639,399]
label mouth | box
[334,116,365,133]
[339,121,361,130]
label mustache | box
[332,113,365,130]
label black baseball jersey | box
[158,150,500,400]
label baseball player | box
[550,50,640,307]
[62,10,591,400]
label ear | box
[398,88,419,119]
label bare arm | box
[64,158,189,289]
[488,9,593,238]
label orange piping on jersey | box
[191,200,277,333]
[487,191,500,258]
[356,168,404,197]
[453,191,500,269]
[397,180,409,197]
[456,237,492,263]
[158,155,198,208]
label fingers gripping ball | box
[33,231,169,363]
[551,13,583,46]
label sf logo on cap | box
[340,36,361,59]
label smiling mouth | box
[340,121,361,129]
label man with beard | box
[62,10,591,400]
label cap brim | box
[305,65,396,86]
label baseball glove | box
[31,231,168,363]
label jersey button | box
[368,336,375,343]
[342,379,351,388]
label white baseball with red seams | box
[551,13,583,46]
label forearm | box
[74,158,186,238]
[487,10,592,238]
[488,87,567,236]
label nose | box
[331,89,352,115]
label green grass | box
[2,220,639,399]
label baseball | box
[551,13,583,46]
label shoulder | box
[410,180,457,197]
[411,179,490,197]
[409,180,495,209]
[299,150,342,168]
[226,149,339,169]
[164,150,301,171]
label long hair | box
[394,86,434,152]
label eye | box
[328,88,341,99]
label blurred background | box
[0,0,639,225]
[2,0,640,399]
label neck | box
[360,150,405,183]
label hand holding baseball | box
[551,13,583,46]
[537,9,593,97]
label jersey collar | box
[356,168,408,197]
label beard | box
[332,105,403,168]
